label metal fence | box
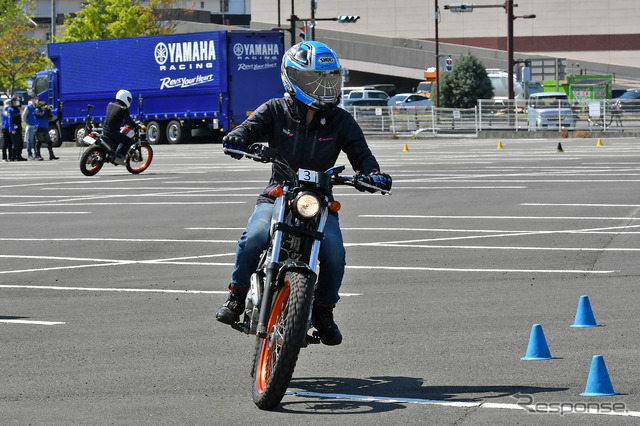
[348,99,640,137]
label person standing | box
[1,99,12,162]
[8,97,27,161]
[34,100,59,161]
[22,96,38,160]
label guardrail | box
[347,99,640,137]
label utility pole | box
[311,0,316,40]
[290,0,296,46]
[50,0,56,39]
[443,1,535,100]
[506,0,514,100]
[435,0,440,107]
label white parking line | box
[523,203,640,207]
[346,265,613,274]
[0,212,90,215]
[351,224,640,245]
[0,284,362,297]
[361,214,640,221]
[0,201,245,206]
[0,319,66,326]
[365,243,640,252]
[0,238,238,243]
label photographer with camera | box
[34,100,59,161]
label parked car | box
[341,98,388,114]
[342,86,375,97]
[613,89,640,113]
[527,92,575,130]
[611,89,627,99]
[345,89,390,102]
[388,93,433,111]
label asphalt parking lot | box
[2,137,640,424]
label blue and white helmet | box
[281,41,342,111]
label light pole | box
[51,0,56,39]
[507,0,535,100]
[444,1,535,100]
[435,0,440,107]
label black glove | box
[222,134,247,160]
[357,171,392,193]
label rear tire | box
[251,271,314,410]
[80,145,106,176]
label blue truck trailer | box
[29,30,284,145]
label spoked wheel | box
[252,271,314,410]
[80,145,106,176]
[126,144,153,174]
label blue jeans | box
[231,202,346,304]
[25,126,35,157]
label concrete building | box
[28,0,251,41]
[251,0,640,88]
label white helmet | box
[116,89,132,108]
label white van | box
[487,69,524,100]
[346,89,390,101]
[527,92,575,130]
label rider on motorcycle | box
[103,89,137,165]
[216,41,392,345]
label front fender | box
[275,261,317,288]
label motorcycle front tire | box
[251,270,314,410]
[126,143,153,174]
[80,145,106,176]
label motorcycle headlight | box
[294,193,321,218]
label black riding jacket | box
[103,100,135,140]
[229,97,381,204]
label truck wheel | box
[146,121,166,145]
[49,126,62,147]
[75,124,87,145]
[166,120,183,144]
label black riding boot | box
[312,302,343,346]
[216,284,247,325]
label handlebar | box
[333,175,392,195]
[223,144,392,195]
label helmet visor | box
[286,67,342,102]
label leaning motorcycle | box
[79,105,153,176]
[223,143,391,410]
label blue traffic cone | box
[571,295,601,327]
[521,324,556,360]
[581,355,619,396]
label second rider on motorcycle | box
[216,41,392,346]
[103,89,138,166]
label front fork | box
[255,195,329,338]
[256,193,287,338]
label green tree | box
[0,24,49,96]
[0,0,32,31]
[438,54,494,108]
[59,0,182,41]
